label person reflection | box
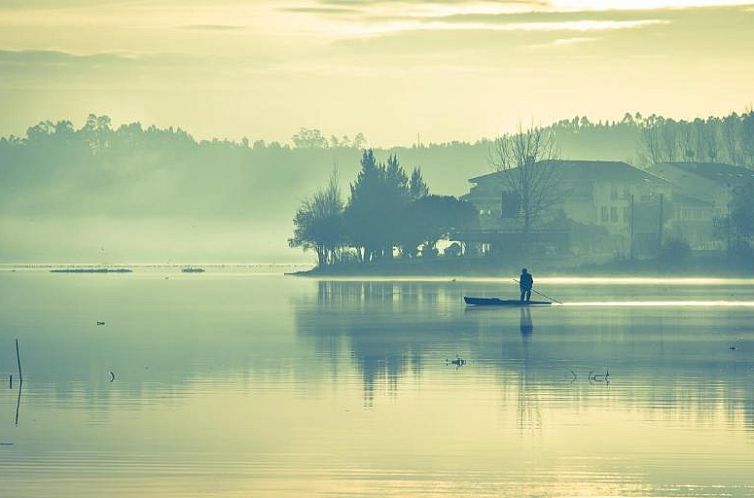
[519,307,533,338]
[516,306,540,430]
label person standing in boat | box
[519,268,533,302]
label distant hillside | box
[1,111,751,262]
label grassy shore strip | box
[289,254,754,277]
[50,268,133,273]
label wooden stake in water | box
[13,339,23,426]
[15,338,22,383]
[15,380,21,426]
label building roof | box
[469,160,669,185]
[652,162,754,185]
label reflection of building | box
[292,280,754,430]
[648,162,754,250]
[458,160,671,259]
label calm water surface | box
[1,270,754,497]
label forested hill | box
[1,111,752,263]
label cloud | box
[282,0,689,40]
[314,0,546,18]
[549,0,754,10]
[310,0,754,10]
[0,50,140,66]
[452,19,667,30]
[0,0,148,8]
[551,35,597,44]
[0,49,281,88]
[180,24,247,31]
[528,35,599,48]
[324,18,669,38]
[292,0,754,23]
[278,6,363,14]
[0,50,203,76]
[0,50,153,88]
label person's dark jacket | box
[519,273,533,290]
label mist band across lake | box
[1,268,753,497]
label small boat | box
[464,297,552,306]
[181,267,205,273]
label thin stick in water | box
[15,339,23,383]
[14,381,21,426]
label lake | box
[1,269,754,497]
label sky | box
[1,0,753,145]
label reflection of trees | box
[296,281,463,406]
[295,281,754,431]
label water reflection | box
[2,274,754,497]
[516,307,541,430]
[299,281,455,405]
[0,272,311,416]
[295,280,754,431]
[519,307,533,337]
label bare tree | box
[702,118,720,163]
[722,114,742,165]
[640,125,663,164]
[678,122,696,161]
[659,120,680,162]
[743,111,754,168]
[489,126,559,236]
[289,168,344,266]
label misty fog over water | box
[3,111,752,266]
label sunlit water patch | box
[562,300,754,307]
[1,273,754,497]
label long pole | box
[15,339,22,383]
[513,279,563,304]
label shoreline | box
[288,254,754,278]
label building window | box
[610,186,618,201]
[623,206,630,223]
[610,207,619,222]
[601,206,609,223]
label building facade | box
[459,160,672,260]
[648,162,754,250]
